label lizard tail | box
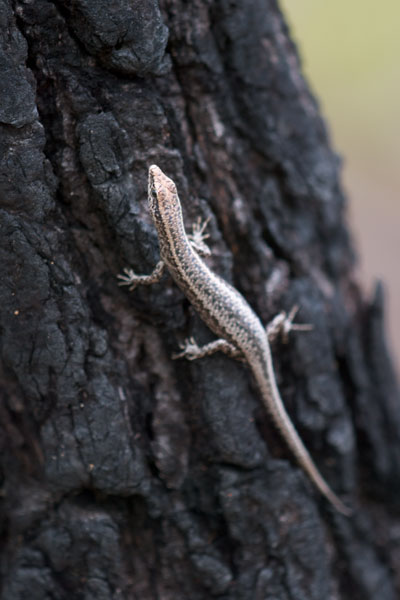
[253,351,352,517]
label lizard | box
[118,164,351,516]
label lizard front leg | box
[187,217,211,257]
[118,218,211,291]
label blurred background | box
[281,0,400,375]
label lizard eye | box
[148,180,157,211]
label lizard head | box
[148,165,181,226]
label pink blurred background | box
[282,1,400,375]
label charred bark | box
[1,1,399,598]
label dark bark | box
[1,1,399,598]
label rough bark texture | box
[1,1,399,598]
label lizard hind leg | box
[172,336,243,361]
[266,305,313,344]
[117,261,165,291]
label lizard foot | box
[188,217,211,257]
[266,305,313,343]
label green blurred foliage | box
[281,0,400,161]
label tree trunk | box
[1,1,399,598]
